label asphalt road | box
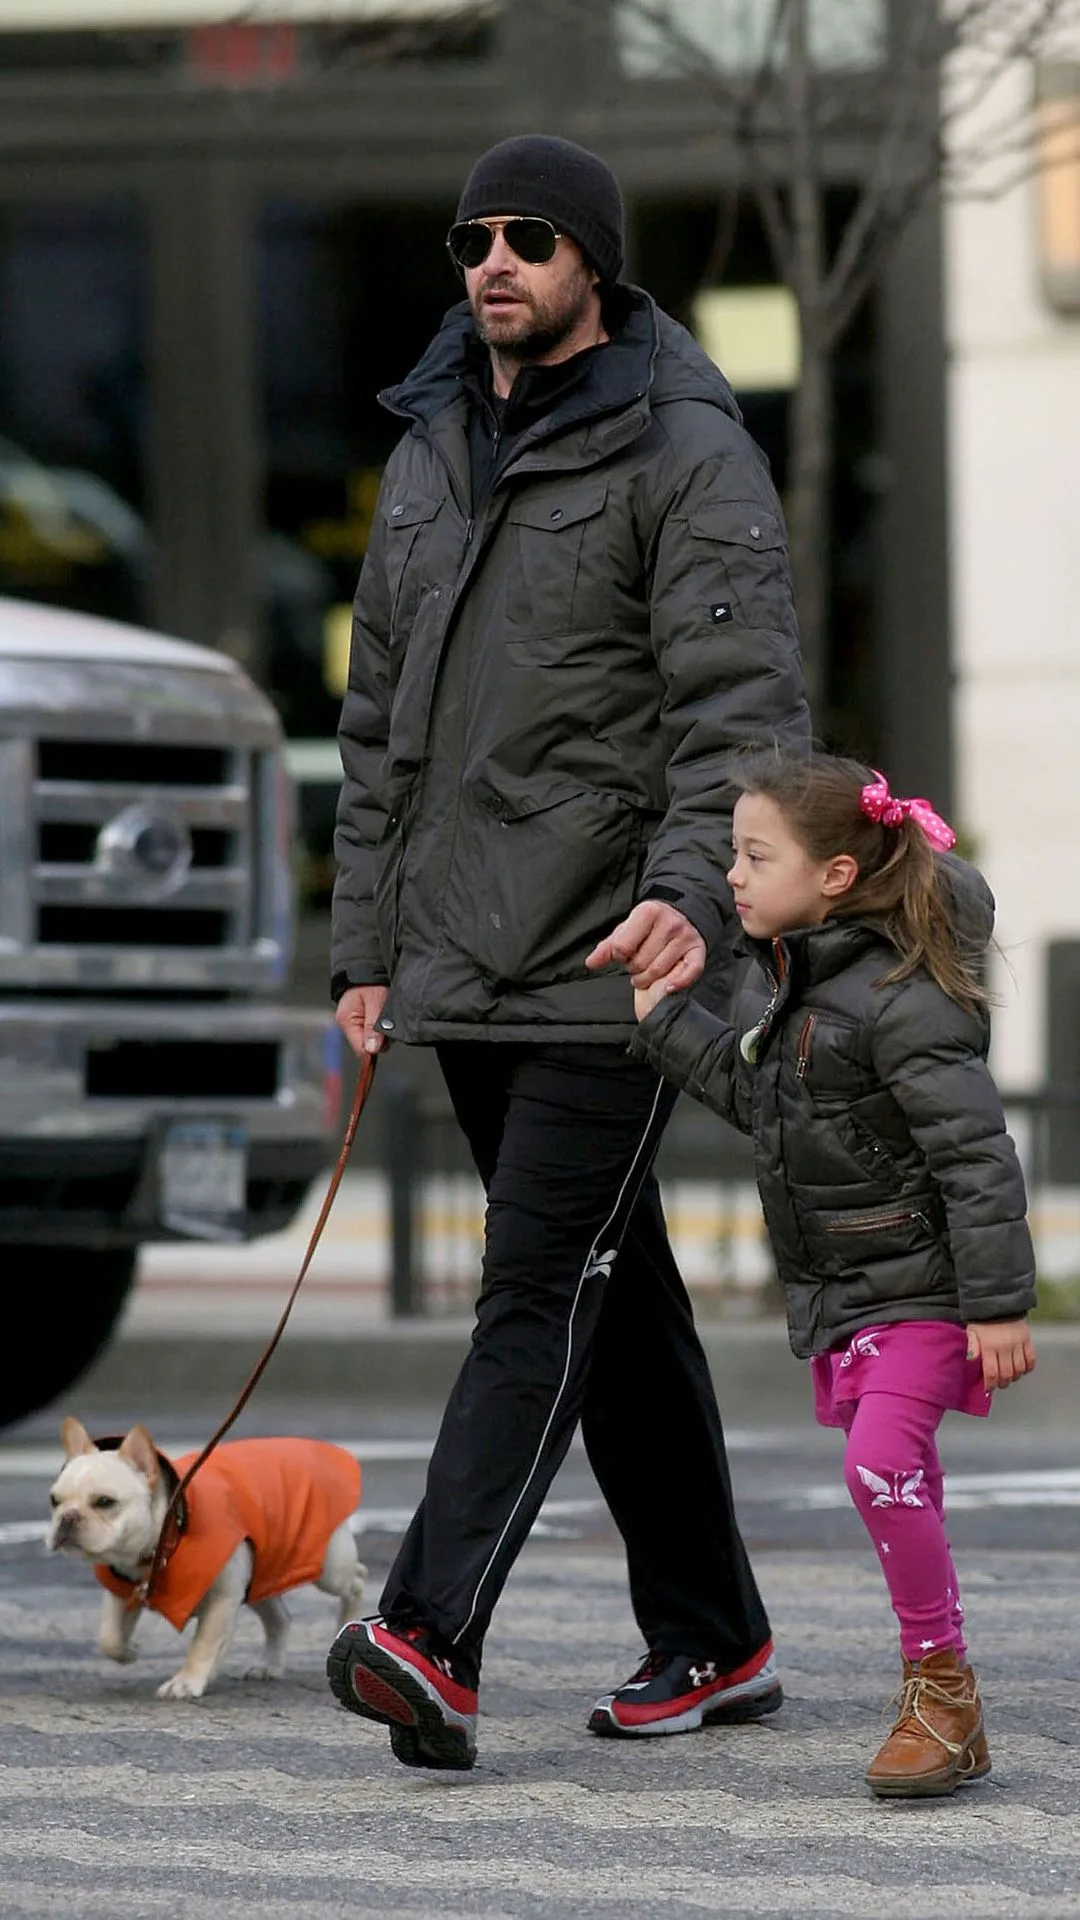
[1,1386,1078,1920]
[4,1393,1080,1558]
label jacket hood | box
[648,303,743,421]
[380,286,744,431]
[937,851,996,956]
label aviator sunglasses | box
[446,216,564,271]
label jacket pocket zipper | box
[795,1013,816,1081]
[825,1205,929,1234]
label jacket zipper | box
[390,388,642,787]
[825,1205,929,1234]
[795,1012,816,1081]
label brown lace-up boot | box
[866,1649,990,1798]
[957,1664,991,1785]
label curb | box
[69,1318,1080,1427]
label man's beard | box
[470,265,595,362]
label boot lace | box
[885,1668,981,1759]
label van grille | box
[38,824,232,868]
[27,733,254,959]
[39,907,230,947]
[37,741,231,785]
[86,1039,279,1098]
[0,708,290,991]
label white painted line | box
[944,1468,1080,1492]
[1,1497,607,1551]
[0,1439,439,1479]
[351,1497,606,1537]
[792,1467,1080,1512]
[9,1463,1080,1549]
[0,1449,72,1478]
[0,1427,790,1481]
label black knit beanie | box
[455,135,624,285]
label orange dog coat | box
[95,1438,361,1632]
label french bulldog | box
[48,1417,366,1699]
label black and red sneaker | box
[326,1618,478,1771]
[588,1640,782,1738]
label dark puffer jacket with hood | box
[332,288,810,1041]
[630,859,1036,1359]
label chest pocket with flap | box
[505,481,609,637]
[380,492,442,636]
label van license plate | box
[159,1121,247,1241]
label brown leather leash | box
[130,1050,378,1610]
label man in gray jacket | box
[326,135,811,1770]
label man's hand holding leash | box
[336,984,390,1057]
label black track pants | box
[379,1042,771,1682]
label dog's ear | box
[117,1425,160,1488]
[60,1417,98,1459]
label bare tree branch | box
[782,0,824,307]
[736,0,800,287]
[949,116,1080,201]
[939,0,1077,132]
[820,0,944,332]
[589,0,1080,704]
[579,0,802,281]
[700,183,743,290]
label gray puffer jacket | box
[631,861,1036,1358]
[332,287,810,1041]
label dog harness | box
[95,1438,361,1631]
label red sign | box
[185,23,298,83]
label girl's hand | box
[634,981,672,1022]
[966,1318,1036,1392]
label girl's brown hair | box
[734,750,990,1012]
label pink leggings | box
[839,1390,966,1663]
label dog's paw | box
[242,1663,284,1683]
[156,1671,209,1701]
[99,1642,138,1665]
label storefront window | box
[256,198,457,742]
[0,201,150,624]
[256,195,458,897]
[616,0,887,78]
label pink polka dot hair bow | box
[859,770,956,851]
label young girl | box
[588,750,1036,1800]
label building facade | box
[945,37,1080,1095]
[0,1,951,948]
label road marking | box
[0,1523,50,1547]
[790,1467,1080,1511]
[10,1465,1080,1550]
[0,1427,792,1481]
[0,1497,606,1551]
[0,1439,439,1478]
